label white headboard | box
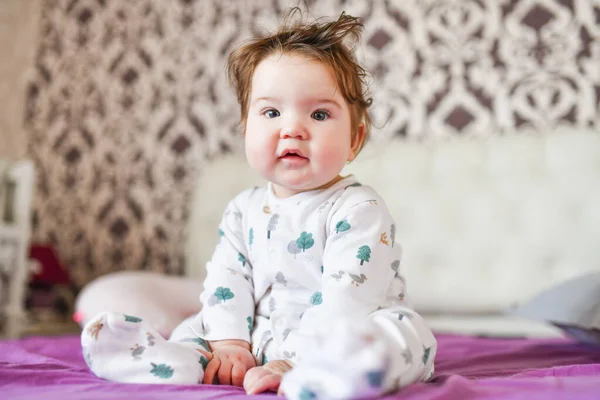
[186,129,600,315]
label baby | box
[82,10,437,400]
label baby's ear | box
[348,123,365,161]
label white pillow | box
[75,271,203,338]
[510,272,600,345]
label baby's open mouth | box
[279,150,307,160]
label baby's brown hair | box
[227,9,372,155]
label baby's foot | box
[280,319,392,400]
[81,312,205,384]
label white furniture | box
[185,128,600,337]
[0,160,35,338]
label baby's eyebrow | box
[251,96,278,106]
[313,99,342,110]
[250,96,342,110]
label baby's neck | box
[272,175,345,199]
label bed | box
[2,333,599,399]
[3,129,600,399]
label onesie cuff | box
[188,312,251,343]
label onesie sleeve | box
[276,188,425,363]
[189,190,255,343]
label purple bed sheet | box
[1,333,599,400]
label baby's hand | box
[243,359,294,395]
[202,340,255,386]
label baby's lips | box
[279,148,306,158]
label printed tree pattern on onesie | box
[150,363,174,379]
[247,316,253,332]
[356,245,371,265]
[391,260,400,278]
[282,328,291,341]
[199,355,209,369]
[299,387,317,400]
[402,347,413,364]
[335,219,351,233]
[423,346,432,365]
[366,370,385,388]
[296,232,314,252]
[310,291,323,306]
[275,271,287,286]
[317,201,330,213]
[124,315,142,323]
[390,224,396,247]
[179,337,209,350]
[267,214,279,239]
[345,182,362,189]
[214,287,234,303]
[83,350,93,367]
[238,253,246,267]
[287,240,301,258]
[249,228,254,249]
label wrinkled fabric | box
[2,333,599,399]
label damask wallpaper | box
[0,0,40,160]
[24,0,600,288]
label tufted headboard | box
[186,129,600,316]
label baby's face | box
[245,53,362,198]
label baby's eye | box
[264,109,280,119]
[312,110,329,121]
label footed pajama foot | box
[81,312,205,384]
[280,319,393,400]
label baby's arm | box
[189,190,258,385]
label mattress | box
[2,333,599,399]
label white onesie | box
[82,175,437,399]
[190,175,437,396]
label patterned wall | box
[24,0,600,288]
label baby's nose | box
[280,126,307,139]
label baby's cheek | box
[246,145,276,179]
[317,147,348,169]
[245,143,264,168]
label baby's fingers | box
[203,358,221,385]
[218,360,233,386]
[231,362,249,387]
[196,348,212,360]
[243,367,268,393]
[246,372,283,395]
